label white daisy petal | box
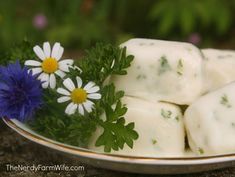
[25,60,42,66]
[86,86,100,93]
[57,96,71,103]
[57,88,71,96]
[65,102,74,115]
[59,59,74,66]
[42,81,49,89]
[40,73,49,89]
[51,42,61,59]
[83,100,94,113]
[69,104,78,115]
[78,104,84,115]
[76,76,83,88]
[41,73,49,82]
[84,82,96,91]
[38,73,45,80]
[87,93,101,100]
[43,42,51,58]
[31,67,42,75]
[33,45,46,60]
[49,74,56,89]
[55,70,66,78]
[55,46,64,61]
[42,73,49,81]
[59,63,70,72]
[63,78,75,91]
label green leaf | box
[94,83,138,152]
[96,118,139,152]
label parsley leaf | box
[152,139,157,145]
[94,84,138,152]
[220,94,232,108]
[198,148,204,155]
[96,118,138,152]
[158,55,171,75]
[161,109,172,119]
[177,59,184,75]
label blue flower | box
[0,61,43,122]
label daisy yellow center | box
[42,58,58,73]
[71,88,87,104]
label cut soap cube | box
[88,96,185,157]
[202,49,235,93]
[111,38,204,105]
[184,82,235,155]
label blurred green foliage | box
[0,0,235,51]
[149,0,234,37]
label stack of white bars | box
[89,38,235,157]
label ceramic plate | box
[3,118,235,174]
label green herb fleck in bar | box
[158,56,171,75]
[152,139,157,145]
[220,94,232,108]
[177,59,183,76]
[198,148,204,155]
[232,123,235,127]
[161,109,172,119]
[175,116,180,122]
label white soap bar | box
[185,82,235,155]
[111,38,204,105]
[202,49,235,93]
[89,96,185,157]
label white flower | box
[24,42,74,89]
[57,77,101,115]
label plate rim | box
[3,117,235,165]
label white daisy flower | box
[57,77,101,115]
[24,42,74,89]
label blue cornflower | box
[0,61,43,122]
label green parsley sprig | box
[95,84,138,152]
[75,43,134,84]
